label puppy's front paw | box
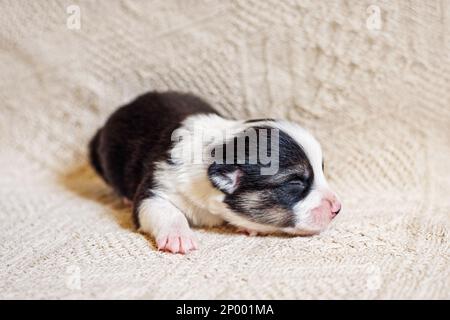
[156,228,198,254]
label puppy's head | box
[207,119,341,235]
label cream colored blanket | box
[0,0,449,299]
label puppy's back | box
[89,91,219,199]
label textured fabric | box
[0,0,449,299]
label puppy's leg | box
[137,196,198,254]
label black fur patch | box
[208,126,314,228]
[88,91,219,226]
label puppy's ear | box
[207,164,242,194]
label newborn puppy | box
[89,91,341,254]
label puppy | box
[89,91,341,254]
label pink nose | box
[328,195,342,217]
[310,193,341,229]
[314,192,341,220]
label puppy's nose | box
[322,191,341,217]
[330,197,342,216]
[333,204,341,215]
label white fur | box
[138,195,198,253]
[138,114,337,241]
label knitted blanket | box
[0,0,449,299]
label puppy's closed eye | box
[287,179,305,186]
[281,175,311,195]
[287,173,310,185]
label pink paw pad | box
[156,233,198,254]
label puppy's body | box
[90,91,341,253]
[89,92,219,225]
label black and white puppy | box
[89,91,341,254]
